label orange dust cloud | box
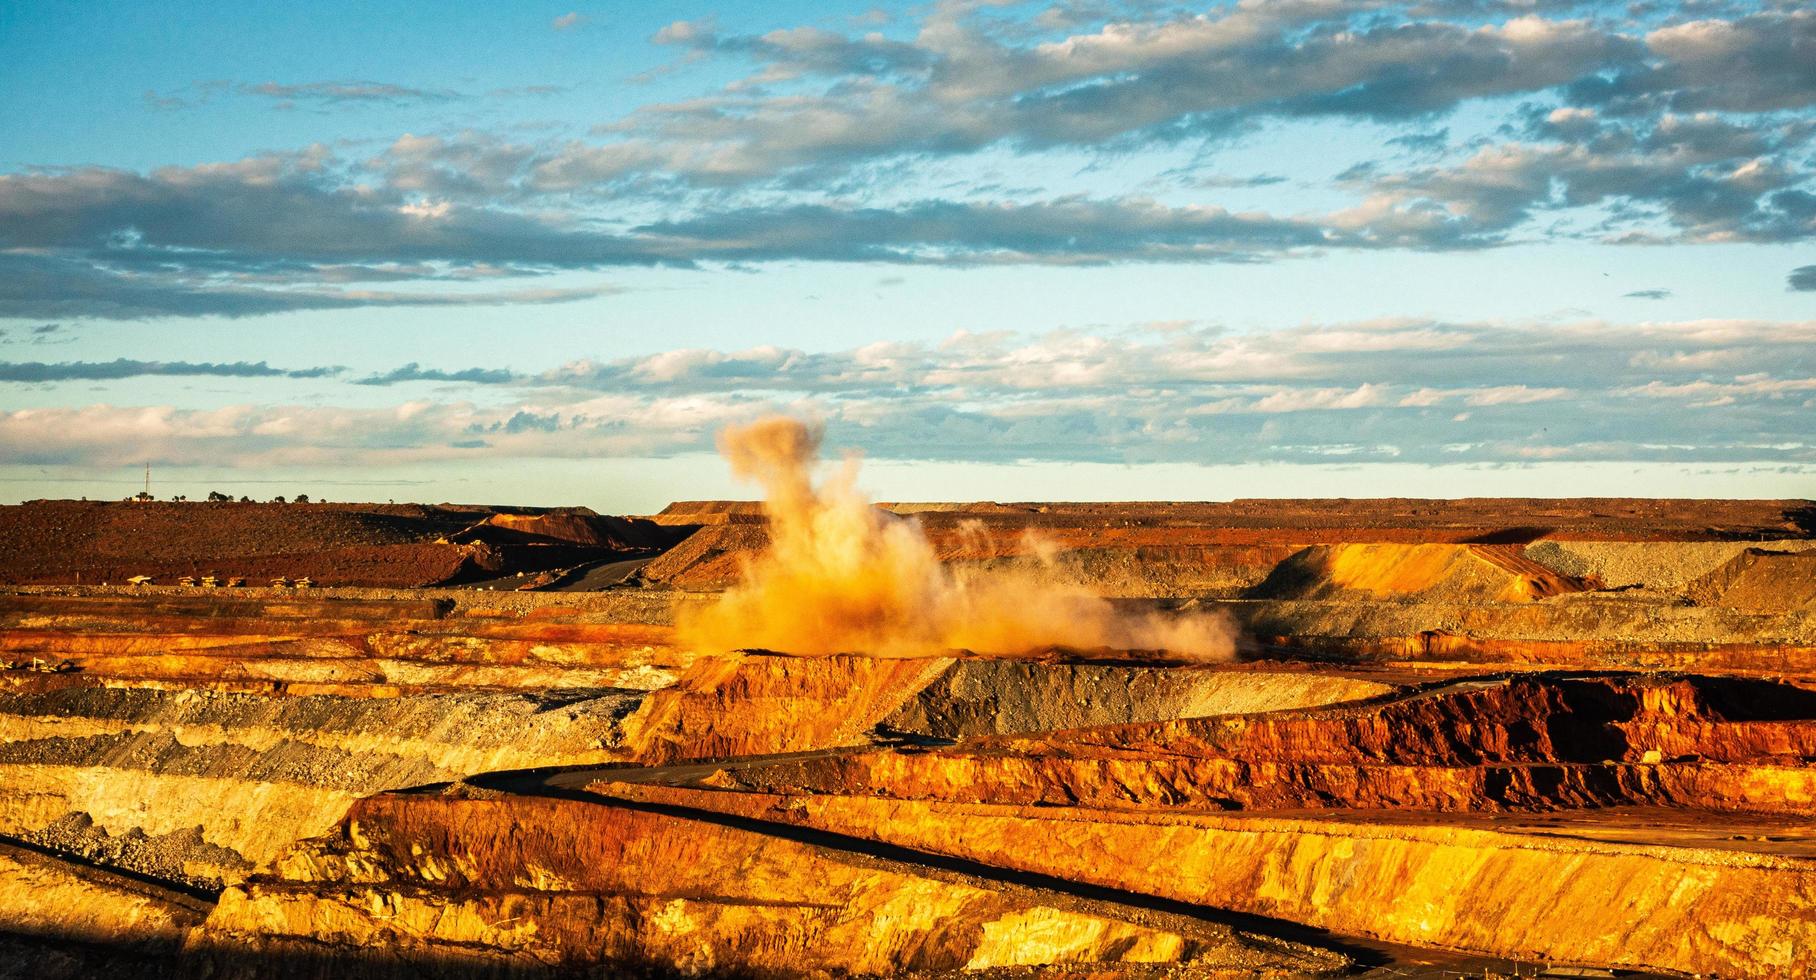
[677,416,1234,659]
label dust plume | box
[677,416,1234,660]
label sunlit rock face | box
[1,492,1813,977]
[188,791,1347,978]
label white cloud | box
[11,317,1813,469]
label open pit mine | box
[1,439,1813,976]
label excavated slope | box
[1689,547,1816,613]
[0,687,643,888]
[622,653,956,763]
[635,522,768,590]
[1523,539,1812,593]
[717,673,1816,814]
[572,666,1816,976]
[596,782,1816,978]
[1248,543,1597,603]
[883,661,1395,738]
[0,593,684,695]
[1225,594,1816,671]
[0,838,210,977]
[0,592,695,893]
[5,499,1816,977]
[191,790,1348,978]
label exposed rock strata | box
[3,498,1815,976]
[190,791,1348,978]
[0,685,644,886]
[591,782,1816,978]
[718,674,1816,815]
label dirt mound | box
[1521,540,1798,594]
[622,653,952,763]
[1247,543,1598,603]
[882,661,1395,738]
[637,523,770,590]
[463,511,675,550]
[1689,548,1816,612]
[652,500,765,524]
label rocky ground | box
[0,498,1812,977]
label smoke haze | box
[678,416,1234,659]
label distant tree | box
[239,495,252,503]
[294,493,311,504]
[272,495,287,504]
[207,491,231,502]
[171,494,187,502]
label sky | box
[0,0,1812,510]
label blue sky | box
[1,0,1812,509]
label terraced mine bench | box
[2,496,1814,977]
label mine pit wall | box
[729,745,1816,816]
[0,687,645,888]
[617,654,1409,765]
[621,653,958,763]
[594,782,1815,979]
[0,592,688,696]
[189,792,1348,978]
[6,573,1816,974]
[0,594,691,891]
[3,587,1811,890]
[721,675,1816,816]
[0,839,209,952]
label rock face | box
[592,784,1816,979]
[1,498,1814,977]
[622,652,956,763]
[710,673,1816,814]
[0,839,209,951]
[0,685,643,887]
[190,791,1346,978]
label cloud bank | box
[4,2,1811,317]
[6,318,1810,469]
